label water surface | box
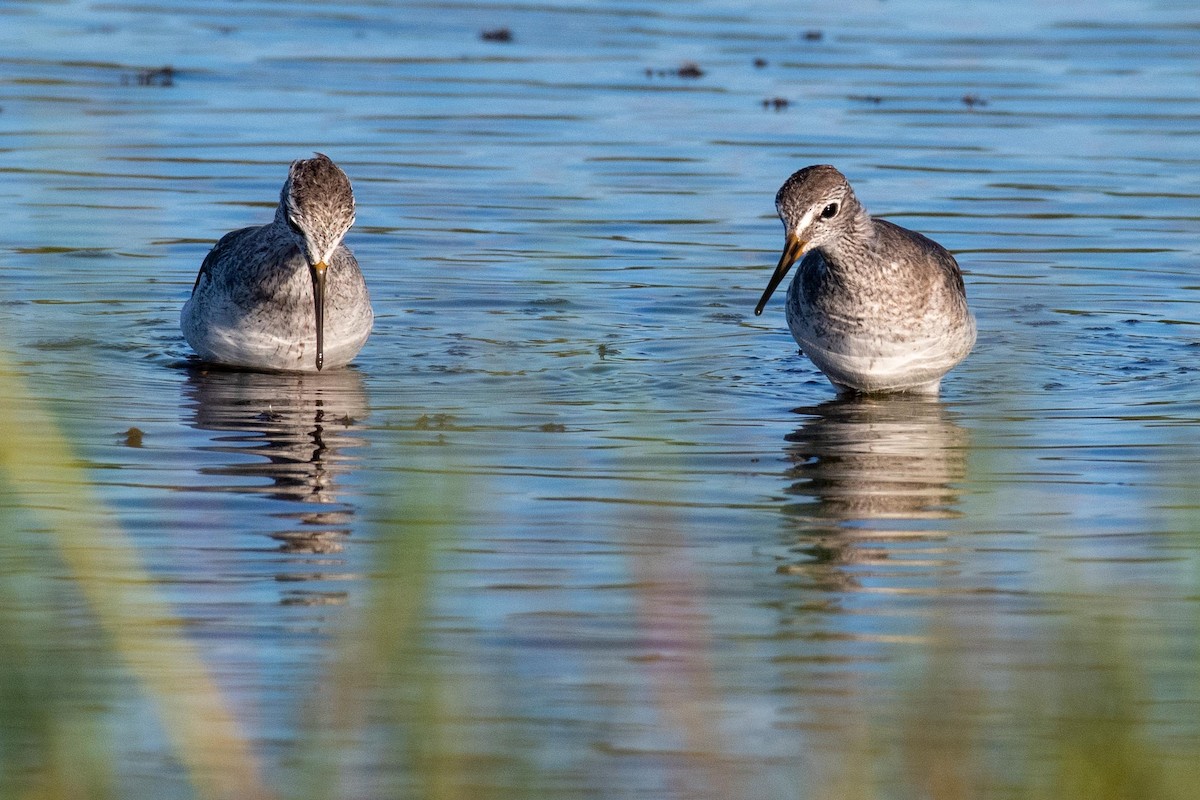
[2,1,1199,797]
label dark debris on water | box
[762,96,789,111]
[645,61,705,79]
[480,27,513,42]
[122,65,175,87]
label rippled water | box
[3,0,1200,797]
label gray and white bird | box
[182,153,373,372]
[755,165,975,394]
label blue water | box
[2,1,1200,797]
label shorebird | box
[755,165,975,394]
[181,153,373,372]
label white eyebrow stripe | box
[792,207,817,237]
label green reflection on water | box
[0,355,273,800]
[5,355,1200,798]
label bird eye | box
[820,203,839,220]
[286,216,304,236]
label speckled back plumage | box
[757,165,975,394]
[181,154,373,372]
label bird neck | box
[819,209,880,281]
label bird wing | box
[874,219,967,296]
[190,226,260,295]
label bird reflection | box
[182,365,368,557]
[779,395,968,581]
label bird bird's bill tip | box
[756,234,806,315]
[310,261,328,371]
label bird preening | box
[755,165,975,394]
[181,153,373,373]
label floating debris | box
[120,427,144,448]
[962,93,988,108]
[762,96,789,111]
[802,29,823,41]
[753,57,768,68]
[849,94,884,104]
[415,413,456,430]
[645,61,705,79]
[480,27,513,42]
[124,65,175,87]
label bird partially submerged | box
[182,153,373,372]
[756,165,975,394]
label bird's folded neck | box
[817,213,884,284]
